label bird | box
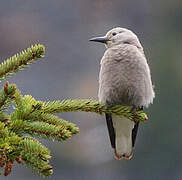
[89,27,155,160]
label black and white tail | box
[105,114,139,160]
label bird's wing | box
[132,121,139,147]
[105,113,115,149]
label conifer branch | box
[25,121,72,141]
[20,137,52,176]
[42,99,147,122]
[0,44,45,81]
[0,83,79,177]
[38,114,79,135]
[0,82,16,111]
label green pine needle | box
[42,99,147,122]
[20,137,52,176]
[0,44,45,81]
[25,121,72,141]
[37,114,79,135]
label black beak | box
[89,36,110,43]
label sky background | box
[1,0,182,180]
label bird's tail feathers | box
[112,116,135,160]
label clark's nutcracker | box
[89,27,155,160]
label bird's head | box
[89,27,142,49]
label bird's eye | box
[112,32,117,36]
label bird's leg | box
[131,106,137,123]
[131,106,144,123]
[131,106,143,113]
[135,106,148,121]
[138,106,144,111]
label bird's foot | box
[131,106,147,122]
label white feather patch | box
[113,116,134,156]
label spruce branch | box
[0,82,16,111]
[20,137,52,177]
[25,121,72,141]
[42,99,147,122]
[0,83,79,177]
[38,114,79,135]
[0,44,45,81]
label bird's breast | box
[98,47,154,107]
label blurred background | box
[0,0,182,179]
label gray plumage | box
[90,27,155,160]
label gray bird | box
[90,27,155,160]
